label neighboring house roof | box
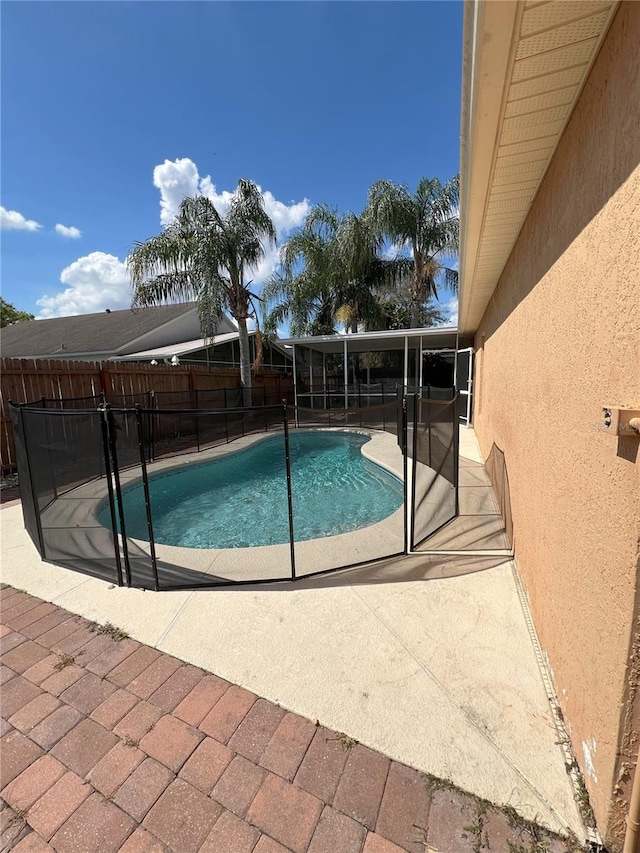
[0,303,235,359]
[111,330,291,362]
[458,0,619,334]
[112,331,246,361]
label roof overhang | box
[458,0,619,335]
[279,326,460,355]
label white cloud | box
[37,252,130,318]
[154,158,203,226]
[55,223,82,239]
[442,297,458,327]
[152,158,310,284]
[1,206,41,231]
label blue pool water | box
[100,431,402,549]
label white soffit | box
[458,0,619,334]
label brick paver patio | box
[0,586,582,852]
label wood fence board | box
[1,357,291,472]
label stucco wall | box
[472,4,640,847]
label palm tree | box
[368,175,459,327]
[263,205,409,336]
[263,205,341,338]
[127,179,276,403]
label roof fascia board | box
[458,0,620,335]
[280,326,457,346]
[458,0,523,335]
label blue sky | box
[1,1,463,325]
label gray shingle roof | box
[0,303,197,358]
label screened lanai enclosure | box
[10,328,474,591]
[281,327,473,426]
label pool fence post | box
[402,396,409,554]
[454,392,460,517]
[135,405,160,592]
[100,408,124,587]
[322,353,327,411]
[427,389,432,467]
[343,339,348,415]
[292,345,299,427]
[411,393,419,551]
[283,401,297,580]
[106,406,132,587]
[149,391,156,462]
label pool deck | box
[0,426,586,844]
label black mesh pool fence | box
[9,391,460,589]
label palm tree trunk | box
[237,317,253,406]
[410,251,423,328]
[409,299,421,328]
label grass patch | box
[423,771,457,793]
[331,732,358,750]
[54,653,75,671]
[89,621,129,642]
[574,774,596,827]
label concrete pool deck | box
[0,427,585,840]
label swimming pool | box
[100,431,403,549]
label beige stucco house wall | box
[460,2,639,848]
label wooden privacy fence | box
[0,358,292,473]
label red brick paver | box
[0,587,580,853]
[50,792,136,852]
[148,663,203,712]
[1,755,66,811]
[28,705,83,750]
[50,718,119,776]
[247,772,323,853]
[143,778,222,851]
[119,828,167,853]
[2,677,43,718]
[12,833,55,851]
[86,741,146,797]
[199,684,257,743]
[2,640,50,673]
[294,725,350,802]
[0,730,44,788]
[90,687,140,729]
[200,809,260,853]
[259,710,316,780]
[139,713,203,772]
[173,673,229,726]
[59,671,117,714]
[375,761,431,849]
[179,735,233,793]
[333,743,390,830]
[228,697,286,762]
[426,787,478,852]
[211,753,266,818]
[27,771,92,840]
[308,806,366,853]
[113,699,164,741]
[113,757,174,821]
